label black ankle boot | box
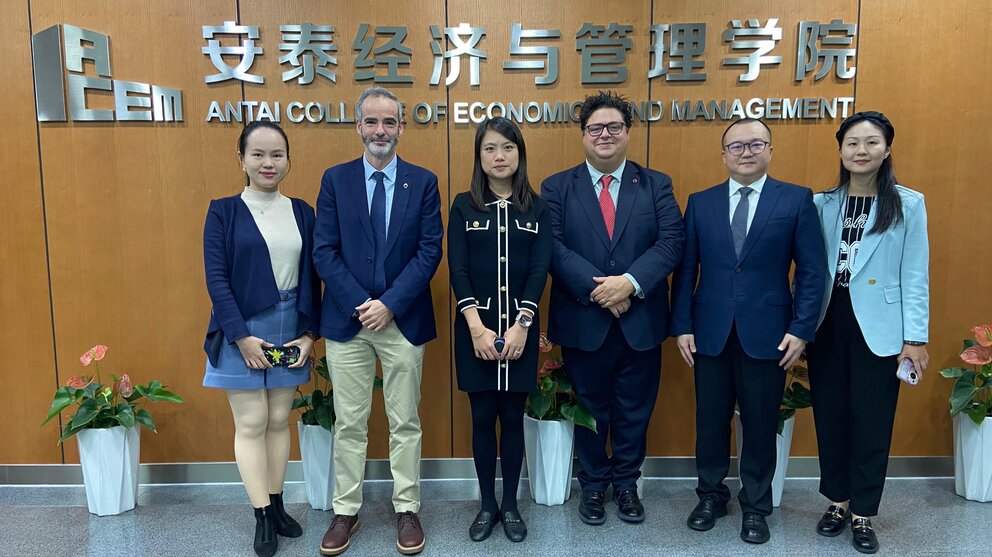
[269,492,303,538]
[254,506,278,557]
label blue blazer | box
[814,185,929,356]
[542,161,684,351]
[313,156,443,345]
[202,195,322,367]
[671,177,826,360]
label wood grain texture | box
[3,0,982,464]
[0,1,62,464]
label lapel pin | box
[632,178,638,184]
[403,182,409,189]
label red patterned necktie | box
[599,175,616,239]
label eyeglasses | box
[584,122,626,137]
[724,140,770,156]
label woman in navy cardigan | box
[202,121,321,557]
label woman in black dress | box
[448,117,552,543]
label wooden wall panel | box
[238,0,450,459]
[3,0,984,465]
[857,0,992,456]
[31,0,242,462]
[445,0,653,456]
[0,2,62,463]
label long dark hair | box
[832,111,902,234]
[469,117,534,212]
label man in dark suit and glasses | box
[542,91,684,526]
[671,118,826,545]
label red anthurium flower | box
[961,345,992,366]
[91,345,108,361]
[67,375,92,389]
[118,374,134,397]
[971,324,992,348]
[79,351,93,366]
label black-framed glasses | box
[584,122,626,137]
[724,140,770,156]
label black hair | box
[579,91,633,130]
[238,121,290,159]
[469,117,534,212]
[831,111,902,234]
[721,118,772,145]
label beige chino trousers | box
[326,321,424,515]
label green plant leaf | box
[562,401,597,432]
[292,394,310,410]
[962,339,979,351]
[940,367,970,379]
[134,408,156,432]
[42,389,76,425]
[949,371,980,416]
[300,408,317,426]
[115,403,135,429]
[143,387,184,403]
[315,401,334,432]
[527,391,553,420]
[314,356,330,381]
[556,375,573,393]
[69,398,101,430]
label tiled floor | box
[0,478,987,556]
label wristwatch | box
[904,340,927,346]
[516,313,533,329]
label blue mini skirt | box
[203,290,310,390]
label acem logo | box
[31,24,183,122]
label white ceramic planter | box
[734,413,794,508]
[298,421,335,510]
[523,415,574,506]
[953,414,992,502]
[76,426,140,516]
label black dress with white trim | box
[448,191,552,392]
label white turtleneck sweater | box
[240,187,302,290]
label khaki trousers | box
[326,321,424,514]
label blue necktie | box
[732,186,753,259]
[371,171,387,297]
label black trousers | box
[563,321,661,492]
[807,287,900,517]
[694,327,786,516]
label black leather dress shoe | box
[468,510,499,542]
[613,489,645,523]
[687,497,727,531]
[740,512,770,544]
[500,510,527,542]
[852,517,879,554]
[816,504,851,537]
[579,490,607,525]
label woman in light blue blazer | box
[806,111,929,555]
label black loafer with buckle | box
[468,510,499,542]
[852,517,879,554]
[816,504,851,537]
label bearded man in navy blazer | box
[542,91,684,526]
[671,118,826,545]
[313,86,442,556]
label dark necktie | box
[731,186,754,258]
[598,175,616,239]
[371,171,387,297]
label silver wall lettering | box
[576,23,633,84]
[114,80,152,121]
[67,74,113,121]
[202,21,264,84]
[152,85,183,121]
[63,24,111,76]
[353,24,413,84]
[32,25,67,122]
[430,24,487,86]
[503,24,560,85]
[722,19,783,82]
[279,24,337,84]
[649,23,707,82]
[795,20,857,81]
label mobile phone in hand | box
[896,358,919,385]
[263,345,302,367]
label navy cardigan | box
[202,194,322,366]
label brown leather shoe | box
[320,514,359,556]
[396,511,425,555]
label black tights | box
[468,390,528,514]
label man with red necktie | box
[541,91,684,526]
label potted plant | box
[735,361,810,507]
[41,344,184,516]
[523,333,596,506]
[940,323,992,502]
[293,355,382,510]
